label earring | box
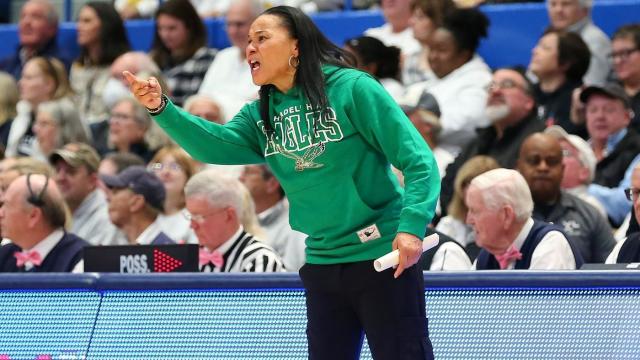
[288,55,299,69]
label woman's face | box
[246,14,299,91]
[19,60,54,104]
[76,6,101,47]
[409,8,436,44]
[428,28,469,79]
[157,14,189,54]
[33,110,59,155]
[611,36,640,84]
[108,101,146,149]
[149,154,188,197]
[530,33,560,79]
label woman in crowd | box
[0,71,19,150]
[403,0,455,85]
[126,6,439,359]
[344,36,404,102]
[149,145,199,244]
[150,0,217,106]
[71,1,130,125]
[435,155,499,261]
[31,99,90,161]
[407,7,492,155]
[530,29,590,138]
[6,57,72,157]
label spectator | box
[609,24,640,132]
[50,143,124,246]
[399,88,454,180]
[150,0,217,107]
[403,0,455,85]
[149,145,199,244]
[0,174,88,272]
[0,72,19,149]
[544,125,606,217]
[406,7,492,154]
[183,94,225,124]
[101,166,175,245]
[115,0,160,19]
[97,152,145,192]
[439,67,544,216]
[71,2,130,125]
[198,0,261,122]
[517,132,616,263]
[6,56,73,157]
[0,157,54,198]
[31,99,91,161]
[344,36,403,102]
[418,227,471,270]
[104,97,169,162]
[239,164,306,271]
[365,0,421,57]
[436,155,499,261]
[530,29,591,138]
[190,0,233,18]
[606,163,640,263]
[581,84,640,226]
[0,0,72,80]
[185,169,285,272]
[546,0,611,85]
[467,168,584,270]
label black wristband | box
[147,95,167,115]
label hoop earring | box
[288,55,299,69]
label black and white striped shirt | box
[200,228,286,273]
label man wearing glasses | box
[606,163,640,263]
[184,169,285,273]
[439,67,545,217]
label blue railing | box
[0,271,639,359]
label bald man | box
[517,133,615,263]
[0,174,89,272]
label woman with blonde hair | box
[0,71,19,150]
[149,145,199,243]
[435,155,499,260]
[6,56,73,157]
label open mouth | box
[249,60,261,72]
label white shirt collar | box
[135,218,163,245]
[24,228,65,270]
[512,218,535,252]
[207,226,243,255]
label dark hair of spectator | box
[498,65,536,98]
[103,152,145,173]
[442,8,489,54]
[612,23,640,48]
[410,0,456,29]
[544,29,590,83]
[77,2,130,66]
[257,6,355,136]
[151,0,207,69]
[345,36,401,80]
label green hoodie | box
[153,65,440,264]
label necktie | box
[495,246,522,270]
[199,248,224,269]
[14,250,43,268]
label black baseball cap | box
[101,166,166,212]
[579,83,631,109]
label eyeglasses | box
[625,187,640,201]
[523,154,563,167]
[109,112,136,122]
[182,208,227,223]
[485,79,524,92]
[608,48,639,61]
[148,162,183,173]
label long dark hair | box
[345,36,401,80]
[257,6,355,137]
[77,2,130,66]
[150,0,207,69]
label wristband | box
[147,95,167,115]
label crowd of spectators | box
[1,0,640,273]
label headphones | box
[26,173,49,207]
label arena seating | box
[1,271,639,359]
[1,0,640,69]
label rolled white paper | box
[373,234,440,272]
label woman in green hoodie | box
[125,6,439,359]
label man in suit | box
[466,168,584,270]
[0,174,88,272]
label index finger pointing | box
[122,71,140,86]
